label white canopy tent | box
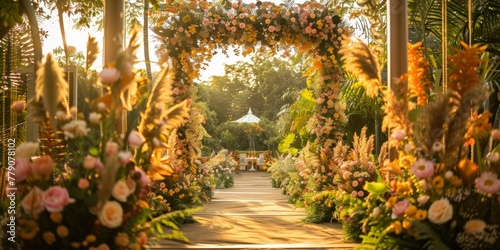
[235,109,261,171]
[235,109,260,123]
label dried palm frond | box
[35,53,69,129]
[138,66,175,141]
[350,127,374,166]
[378,142,389,169]
[333,140,349,164]
[97,152,120,210]
[444,85,490,167]
[86,35,99,73]
[381,77,411,138]
[413,91,461,156]
[340,37,381,98]
[147,129,177,181]
[164,100,190,130]
[448,42,487,96]
[407,42,431,106]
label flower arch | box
[152,0,349,165]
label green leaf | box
[68,186,86,200]
[85,194,99,207]
[363,182,390,196]
[89,147,100,156]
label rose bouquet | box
[8,32,195,250]
[354,42,500,249]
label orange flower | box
[407,42,431,106]
[448,42,487,95]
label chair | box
[257,153,264,170]
[239,154,247,170]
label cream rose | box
[112,181,130,202]
[427,198,453,224]
[15,142,39,159]
[98,201,123,228]
[21,187,45,215]
[464,219,486,234]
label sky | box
[40,0,304,81]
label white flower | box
[486,152,500,163]
[127,130,145,149]
[98,201,123,228]
[427,198,453,224]
[112,180,130,202]
[89,112,101,124]
[15,142,39,159]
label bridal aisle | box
[154,171,358,250]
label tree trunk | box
[143,0,153,91]
[57,5,70,66]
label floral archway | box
[152,0,349,166]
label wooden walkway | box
[153,171,358,250]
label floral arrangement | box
[330,127,378,242]
[205,149,237,189]
[8,32,197,250]
[150,1,350,167]
[346,41,500,249]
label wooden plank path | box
[153,171,358,250]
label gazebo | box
[235,108,261,171]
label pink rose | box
[99,68,120,84]
[78,179,90,189]
[11,101,26,113]
[112,181,130,202]
[42,186,75,213]
[127,130,145,149]
[21,186,45,215]
[105,141,119,155]
[118,151,133,164]
[14,158,32,182]
[83,155,97,169]
[133,167,150,186]
[391,129,407,141]
[31,155,54,176]
[391,199,410,219]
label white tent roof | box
[235,109,260,123]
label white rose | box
[464,219,486,235]
[98,201,123,228]
[112,181,130,202]
[427,198,453,224]
[15,142,39,159]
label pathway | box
[153,171,358,250]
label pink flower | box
[411,158,435,178]
[475,171,500,194]
[351,191,357,197]
[202,18,210,26]
[159,182,166,189]
[173,87,180,95]
[105,141,119,155]
[127,130,145,149]
[342,171,351,180]
[316,97,325,104]
[21,186,45,215]
[118,151,133,164]
[357,190,364,197]
[391,199,410,219]
[134,167,150,186]
[99,68,120,84]
[83,155,97,169]
[239,23,245,29]
[391,129,406,141]
[11,101,26,113]
[268,26,275,32]
[352,180,359,187]
[31,155,54,176]
[232,2,238,9]
[42,186,75,213]
[78,179,90,189]
[14,158,31,182]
